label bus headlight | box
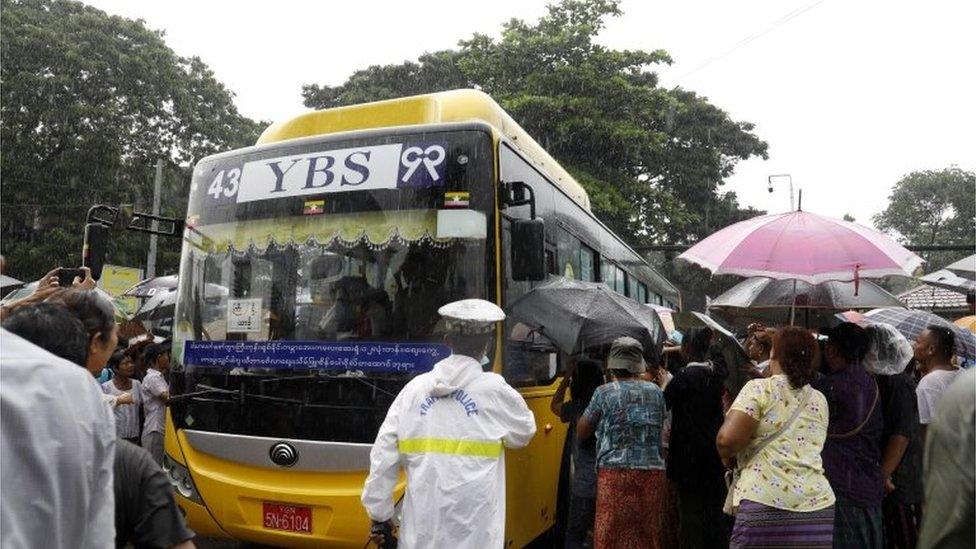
[162,454,203,504]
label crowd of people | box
[548,318,974,549]
[2,264,974,549]
[0,267,194,548]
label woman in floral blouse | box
[716,326,836,548]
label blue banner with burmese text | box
[183,340,450,374]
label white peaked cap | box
[438,299,506,334]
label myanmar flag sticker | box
[443,191,470,208]
[303,199,325,215]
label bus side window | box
[580,245,596,282]
[638,282,649,304]
[503,319,560,387]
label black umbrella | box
[861,307,976,360]
[709,277,905,329]
[710,277,905,311]
[508,277,666,361]
[673,311,752,397]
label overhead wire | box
[678,0,828,79]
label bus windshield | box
[170,128,494,442]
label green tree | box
[1,0,263,280]
[302,0,768,305]
[303,0,769,243]
[873,167,976,268]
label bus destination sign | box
[206,142,449,204]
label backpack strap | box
[828,380,879,439]
[751,385,813,459]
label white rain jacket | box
[361,353,537,548]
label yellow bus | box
[166,89,680,547]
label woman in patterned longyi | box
[577,336,668,549]
[717,327,836,549]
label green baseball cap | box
[607,336,646,374]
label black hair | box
[446,332,493,359]
[570,359,604,410]
[682,327,713,362]
[572,358,604,450]
[107,350,127,370]
[926,325,956,359]
[825,322,869,363]
[967,291,974,305]
[47,289,115,344]
[2,303,89,367]
[143,343,167,368]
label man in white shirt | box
[361,299,537,548]
[0,328,116,548]
[914,325,959,440]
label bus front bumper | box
[165,416,396,548]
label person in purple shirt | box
[812,323,884,549]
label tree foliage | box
[1,0,263,280]
[873,167,975,268]
[304,1,768,242]
[303,0,768,305]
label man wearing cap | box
[576,336,667,548]
[361,299,537,548]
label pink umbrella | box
[679,211,923,284]
[679,210,922,325]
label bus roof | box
[257,89,591,211]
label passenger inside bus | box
[294,255,362,340]
[391,248,450,339]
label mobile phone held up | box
[57,267,86,287]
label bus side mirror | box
[82,223,109,281]
[511,218,546,281]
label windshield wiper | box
[169,384,239,403]
[257,372,401,399]
[171,383,306,406]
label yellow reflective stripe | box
[398,438,502,458]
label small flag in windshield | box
[303,199,325,215]
[444,191,470,208]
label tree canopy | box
[1,0,263,280]
[303,0,768,305]
[304,0,768,248]
[873,167,975,268]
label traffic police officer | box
[361,299,537,548]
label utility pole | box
[768,174,794,211]
[146,159,163,279]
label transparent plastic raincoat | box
[361,353,537,548]
[864,323,914,376]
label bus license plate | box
[263,502,312,534]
